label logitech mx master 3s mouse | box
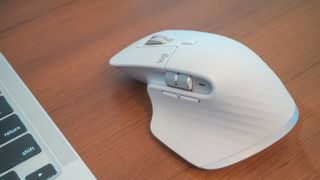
[109,30,299,169]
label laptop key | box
[0,134,41,174]
[0,96,13,119]
[0,114,27,145]
[0,171,20,180]
[26,164,57,180]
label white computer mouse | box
[109,30,298,169]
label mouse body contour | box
[109,30,299,169]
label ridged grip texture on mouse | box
[149,80,298,169]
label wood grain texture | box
[0,0,319,179]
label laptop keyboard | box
[0,95,57,180]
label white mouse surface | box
[109,30,299,169]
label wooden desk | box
[1,0,319,179]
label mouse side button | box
[162,91,179,99]
[180,95,200,103]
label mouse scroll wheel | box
[145,35,173,45]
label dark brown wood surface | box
[1,0,319,179]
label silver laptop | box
[0,53,96,180]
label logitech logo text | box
[156,53,169,64]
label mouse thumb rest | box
[148,83,299,169]
[112,65,299,169]
[111,59,299,169]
